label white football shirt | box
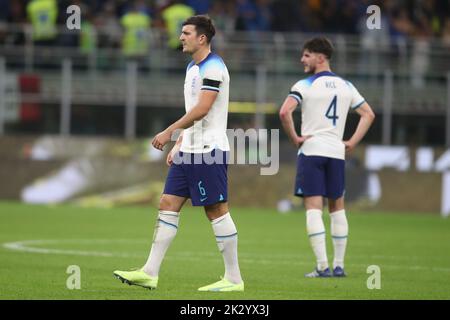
[288,71,365,160]
[180,52,230,154]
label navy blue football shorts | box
[294,153,345,199]
[163,149,228,206]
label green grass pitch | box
[1,201,449,300]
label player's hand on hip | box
[344,140,355,153]
[152,129,171,151]
[295,135,311,148]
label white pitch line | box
[2,239,145,258]
[3,239,450,273]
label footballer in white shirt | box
[114,15,243,293]
[279,37,375,278]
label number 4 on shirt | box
[325,95,339,126]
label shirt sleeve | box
[201,64,223,92]
[349,82,365,109]
[288,80,308,105]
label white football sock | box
[211,212,243,284]
[330,209,348,269]
[143,210,179,277]
[306,209,329,271]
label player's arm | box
[344,102,375,153]
[170,90,218,130]
[279,96,310,148]
[152,90,218,151]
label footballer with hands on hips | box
[279,37,375,278]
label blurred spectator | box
[209,0,236,35]
[0,0,26,45]
[79,4,97,55]
[412,0,438,37]
[0,0,443,43]
[161,0,194,50]
[26,0,58,46]
[0,0,446,70]
[95,1,122,48]
[254,0,271,32]
[235,0,257,31]
[120,1,151,58]
[235,0,271,62]
[390,7,415,40]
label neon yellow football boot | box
[113,268,158,290]
[198,277,244,292]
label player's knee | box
[328,197,345,213]
[159,195,175,211]
[205,202,228,220]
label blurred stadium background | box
[0,0,450,300]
